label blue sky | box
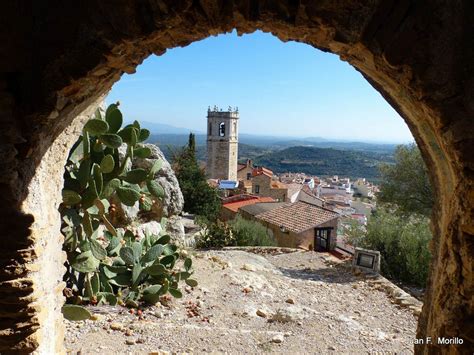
[107,30,413,143]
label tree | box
[173,133,221,221]
[347,208,431,287]
[377,144,434,217]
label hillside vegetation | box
[253,146,394,179]
[150,134,396,180]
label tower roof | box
[207,105,239,118]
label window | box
[255,185,260,193]
[246,173,251,180]
[208,122,212,135]
[219,122,225,137]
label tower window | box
[219,122,225,137]
[208,122,212,135]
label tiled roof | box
[271,181,287,189]
[252,167,273,178]
[238,159,253,171]
[239,202,287,216]
[287,183,303,198]
[256,201,339,234]
[223,196,275,213]
[297,188,324,206]
[222,194,257,204]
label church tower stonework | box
[206,106,239,181]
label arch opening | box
[1,2,472,353]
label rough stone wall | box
[252,174,271,196]
[268,218,338,251]
[237,165,253,183]
[21,97,105,354]
[0,1,472,353]
[206,113,238,181]
[206,140,233,180]
[252,175,287,202]
[269,187,288,202]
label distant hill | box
[148,133,397,153]
[158,143,271,163]
[148,133,397,180]
[253,146,395,180]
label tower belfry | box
[206,106,239,180]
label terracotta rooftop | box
[222,194,257,204]
[271,181,287,189]
[222,196,275,213]
[256,201,340,234]
[252,167,273,178]
[238,159,253,172]
[239,202,287,216]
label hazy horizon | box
[108,30,414,144]
[132,120,409,145]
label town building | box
[286,182,304,202]
[296,185,324,207]
[251,167,288,202]
[206,106,239,181]
[303,177,315,189]
[237,159,253,193]
[220,194,275,221]
[238,201,287,221]
[217,180,240,197]
[353,178,374,198]
[253,201,340,251]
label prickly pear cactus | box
[60,103,196,320]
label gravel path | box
[65,249,418,354]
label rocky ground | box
[65,249,419,354]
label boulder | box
[113,143,184,226]
[165,215,185,244]
[133,144,184,217]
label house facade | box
[253,201,340,251]
[220,195,275,221]
[251,167,288,202]
[237,159,253,193]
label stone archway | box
[0,1,472,353]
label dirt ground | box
[65,249,418,354]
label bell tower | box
[206,106,239,180]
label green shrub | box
[60,103,196,319]
[195,219,234,248]
[229,216,276,247]
[196,216,275,248]
[347,208,431,287]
